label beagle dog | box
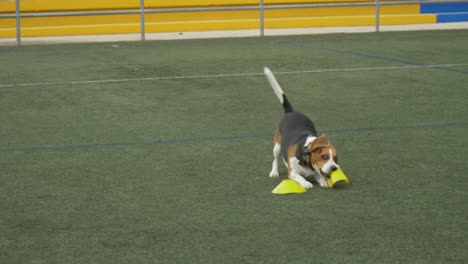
[264,67,339,189]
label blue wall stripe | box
[436,12,468,23]
[421,3,468,14]
[420,3,468,23]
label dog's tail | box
[264,67,294,113]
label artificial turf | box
[1,30,467,263]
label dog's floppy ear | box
[310,134,330,153]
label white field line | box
[1,63,467,88]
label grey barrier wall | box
[1,0,468,46]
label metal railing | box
[1,0,467,46]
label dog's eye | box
[322,155,329,160]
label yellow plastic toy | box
[327,168,350,188]
[272,179,306,194]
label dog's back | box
[278,112,317,159]
[264,66,317,149]
[264,67,317,141]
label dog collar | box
[300,146,315,171]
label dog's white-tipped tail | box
[264,67,294,113]
[264,67,284,104]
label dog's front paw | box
[318,178,329,188]
[269,170,279,178]
[301,181,313,189]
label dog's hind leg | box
[269,143,281,178]
[269,127,281,178]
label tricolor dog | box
[264,67,339,189]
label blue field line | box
[276,40,468,75]
[324,122,468,134]
[311,46,468,75]
[1,122,467,153]
[0,134,272,153]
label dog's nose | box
[330,166,338,172]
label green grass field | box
[1,30,467,264]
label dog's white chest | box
[289,157,315,177]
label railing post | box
[140,0,145,41]
[375,0,380,32]
[260,0,264,36]
[15,0,21,46]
